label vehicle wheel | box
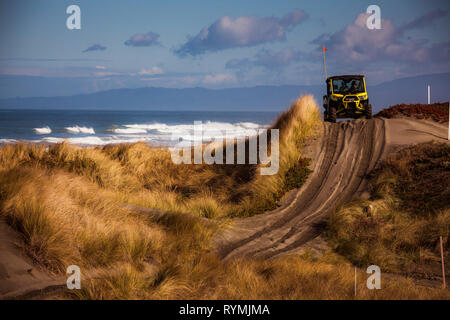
[365,103,372,119]
[328,106,336,123]
[323,110,328,121]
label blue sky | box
[0,0,449,93]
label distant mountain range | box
[0,73,448,112]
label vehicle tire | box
[328,106,336,123]
[323,110,328,121]
[365,103,372,119]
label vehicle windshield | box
[331,78,365,95]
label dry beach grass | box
[0,95,448,299]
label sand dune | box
[216,117,449,259]
[1,116,448,299]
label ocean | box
[0,109,278,146]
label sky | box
[0,0,449,94]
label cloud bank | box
[314,9,449,65]
[175,9,308,57]
[138,66,164,75]
[227,48,305,71]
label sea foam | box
[65,126,95,134]
[34,126,52,134]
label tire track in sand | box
[216,118,387,260]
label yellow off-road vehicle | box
[323,75,372,122]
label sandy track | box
[0,219,66,299]
[216,117,449,260]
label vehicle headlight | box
[359,94,367,100]
[330,95,338,101]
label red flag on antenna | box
[323,45,327,51]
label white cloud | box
[175,9,308,56]
[124,32,160,47]
[94,71,122,77]
[319,11,449,65]
[138,66,164,75]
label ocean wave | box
[0,138,17,144]
[123,121,266,132]
[2,121,270,147]
[110,128,148,134]
[34,126,52,134]
[43,136,106,145]
[123,121,268,139]
[40,135,161,146]
[65,126,95,134]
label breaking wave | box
[109,128,148,134]
[2,121,269,146]
[34,126,52,134]
[65,126,95,134]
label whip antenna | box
[323,45,328,80]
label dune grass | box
[0,95,321,220]
[1,96,447,299]
[73,254,449,300]
[0,167,164,273]
[327,142,450,276]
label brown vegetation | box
[375,102,449,122]
[1,96,448,299]
[327,142,450,278]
